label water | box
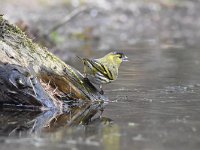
[1,47,200,150]
[103,47,200,150]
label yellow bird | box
[79,52,128,94]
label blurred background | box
[1,0,200,60]
[1,1,200,150]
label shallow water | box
[103,47,200,150]
[1,47,200,150]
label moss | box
[0,16,37,53]
[0,16,59,63]
[7,21,26,36]
[25,38,37,52]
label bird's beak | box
[122,55,128,62]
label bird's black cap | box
[113,52,125,58]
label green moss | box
[0,16,35,51]
[25,38,37,52]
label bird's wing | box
[92,59,114,80]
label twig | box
[48,6,90,35]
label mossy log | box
[0,15,107,111]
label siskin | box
[79,52,128,94]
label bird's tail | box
[76,56,87,65]
[76,56,84,62]
[76,55,82,60]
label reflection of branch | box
[48,6,90,34]
[0,101,106,135]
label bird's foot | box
[99,89,104,95]
[83,76,89,82]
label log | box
[0,15,107,110]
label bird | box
[78,52,128,94]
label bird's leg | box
[83,62,87,78]
[99,106,104,118]
[99,84,104,95]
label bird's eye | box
[118,55,122,58]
